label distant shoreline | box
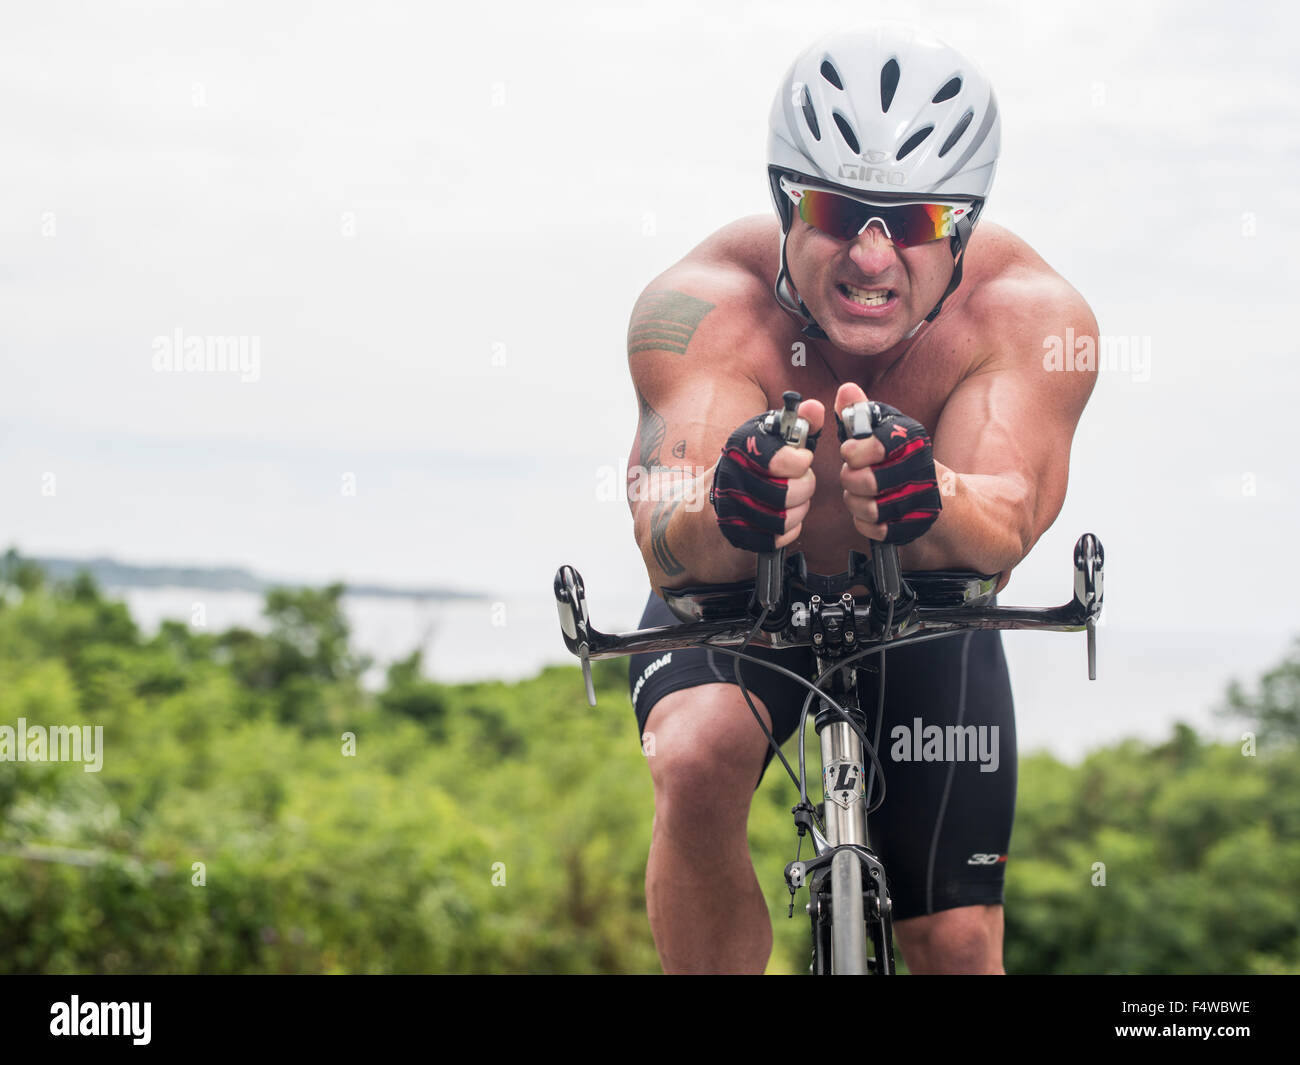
[25,555,486,602]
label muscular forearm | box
[634,466,754,593]
[899,462,1035,576]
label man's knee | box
[894,904,1004,974]
[642,684,773,814]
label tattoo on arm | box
[628,290,715,356]
[637,390,666,470]
[650,496,685,576]
[630,283,708,575]
[636,394,689,576]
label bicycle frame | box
[797,666,895,974]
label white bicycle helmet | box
[767,25,1001,339]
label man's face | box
[785,205,956,354]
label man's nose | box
[848,221,899,274]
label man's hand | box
[835,382,942,546]
[710,397,824,552]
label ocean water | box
[114,585,1290,765]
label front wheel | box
[829,850,868,974]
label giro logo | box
[837,160,906,186]
[746,436,759,455]
[890,425,908,440]
[967,853,1007,866]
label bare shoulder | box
[627,216,783,367]
[960,222,1099,350]
[955,222,1099,416]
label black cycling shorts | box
[627,590,1016,922]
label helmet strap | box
[920,210,976,324]
[774,223,828,340]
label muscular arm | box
[626,277,773,593]
[900,280,1099,582]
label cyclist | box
[624,25,1098,974]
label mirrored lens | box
[795,189,956,247]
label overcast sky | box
[2,1,1297,736]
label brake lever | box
[841,400,901,637]
[1072,533,1104,680]
[554,565,597,705]
[756,391,809,611]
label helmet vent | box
[896,125,933,161]
[799,84,821,141]
[880,59,900,112]
[819,60,843,90]
[932,77,962,103]
[938,109,975,158]
[832,112,860,154]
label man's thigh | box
[628,591,816,790]
[861,628,1018,922]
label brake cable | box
[710,602,891,819]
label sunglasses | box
[780,176,974,248]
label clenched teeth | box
[840,283,892,306]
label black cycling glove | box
[710,411,819,553]
[837,401,942,546]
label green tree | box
[1,561,1296,975]
[1218,636,1300,746]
